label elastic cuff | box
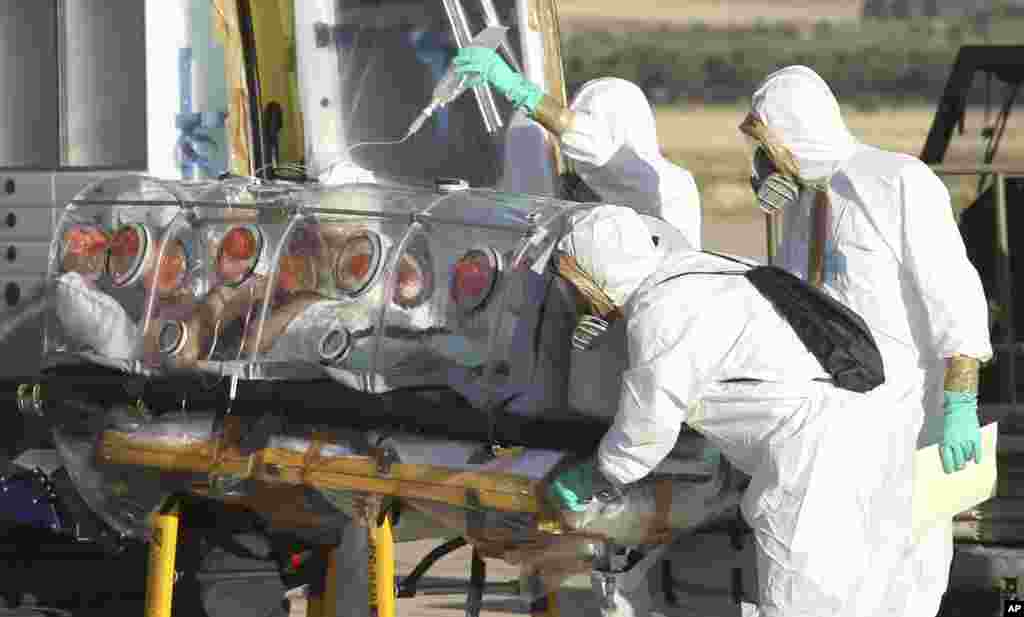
[943,390,978,408]
[508,77,545,114]
[944,355,980,393]
[531,95,576,136]
[595,457,631,490]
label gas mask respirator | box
[750,145,801,214]
[572,314,610,352]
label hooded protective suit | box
[557,205,915,617]
[559,78,702,250]
[750,65,993,617]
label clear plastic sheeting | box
[51,410,200,541]
[252,212,414,384]
[245,182,425,383]
[259,183,587,398]
[46,175,194,368]
[292,0,522,183]
[43,175,623,408]
[43,174,306,377]
[142,208,277,373]
[84,406,742,550]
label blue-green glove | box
[452,47,544,114]
[941,390,982,474]
[546,460,593,512]
[702,444,722,467]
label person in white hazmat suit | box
[543,204,916,617]
[452,48,702,248]
[739,65,993,616]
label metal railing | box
[933,165,1018,404]
[763,164,1021,403]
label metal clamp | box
[16,383,43,417]
[591,570,619,610]
[375,444,399,475]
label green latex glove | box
[546,460,594,513]
[452,47,544,114]
[941,390,982,474]
[702,444,722,467]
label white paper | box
[912,422,998,542]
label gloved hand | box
[452,47,544,114]
[701,443,722,467]
[546,459,594,512]
[941,390,982,474]
[546,459,625,514]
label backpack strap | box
[653,251,752,287]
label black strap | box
[649,251,884,393]
[653,250,753,288]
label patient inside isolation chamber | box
[52,211,584,419]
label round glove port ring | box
[451,246,503,314]
[108,223,151,288]
[158,321,188,356]
[216,224,264,288]
[318,327,352,365]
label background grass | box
[651,103,1024,216]
[560,17,1024,107]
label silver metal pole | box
[440,0,504,135]
[994,173,1017,404]
[765,212,777,265]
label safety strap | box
[646,478,674,544]
[210,415,243,477]
[653,250,752,288]
[301,431,328,485]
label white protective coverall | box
[560,77,702,250]
[558,205,916,617]
[751,65,993,617]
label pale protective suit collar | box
[751,65,860,183]
[555,205,664,308]
[564,78,701,248]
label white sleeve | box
[899,162,993,362]
[560,111,618,168]
[657,165,702,251]
[596,293,726,485]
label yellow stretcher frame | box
[142,500,559,617]
[112,418,564,616]
[97,417,568,527]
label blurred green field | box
[560,16,1024,107]
[653,104,1024,217]
[556,0,861,29]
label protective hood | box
[751,65,859,182]
[564,77,701,247]
[555,205,663,307]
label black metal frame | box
[920,46,1024,165]
[32,365,612,455]
[235,0,267,179]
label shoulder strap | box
[701,250,758,268]
[653,250,752,287]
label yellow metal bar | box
[529,591,561,616]
[320,546,339,617]
[98,432,547,515]
[144,500,181,617]
[307,591,323,617]
[368,513,396,617]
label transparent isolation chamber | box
[44,174,587,397]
